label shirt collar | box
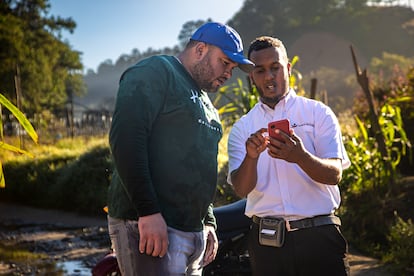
[259,88,296,111]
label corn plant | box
[0,93,38,188]
[342,103,410,194]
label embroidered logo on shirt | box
[190,89,203,109]
[189,89,222,134]
[291,122,314,128]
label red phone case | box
[268,119,291,141]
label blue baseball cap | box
[191,22,254,73]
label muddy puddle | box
[0,221,110,275]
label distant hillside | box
[290,31,368,73]
[79,3,414,115]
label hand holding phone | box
[268,119,291,141]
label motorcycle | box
[92,199,252,276]
[203,198,252,275]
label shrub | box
[2,156,77,206]
[0,137,111,216]
[50,145,113,215]
[383,214,414,274]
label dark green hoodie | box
[108,55,222,231]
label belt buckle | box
[286,220,299,232]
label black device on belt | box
[253,214,341,248]
[252,214,341,232]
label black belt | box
[252,214,341,231]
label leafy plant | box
[0,93,38,188]
[342,103,410,192]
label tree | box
[0,0,85,116]
[178,19,211,50]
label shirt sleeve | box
[109,64,166,217]
[314,105,351,170]
[226,119,248,185]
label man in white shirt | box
[227,36,351,275]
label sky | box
[48,0,245,72]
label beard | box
[261,94,286,106]
[255,80,289,108]
[258,85,289,108]
[191,53,218,93]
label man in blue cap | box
[107,22,253,275]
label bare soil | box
[0,202,394,275]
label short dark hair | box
[247,36,288,62]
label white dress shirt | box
[227,89,350,220]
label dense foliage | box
[230,0,414,60]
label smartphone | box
[268,119,291,141]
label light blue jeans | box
[108,216,206,276]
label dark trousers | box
[248,222,350,276]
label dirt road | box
[0,202,393,275]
